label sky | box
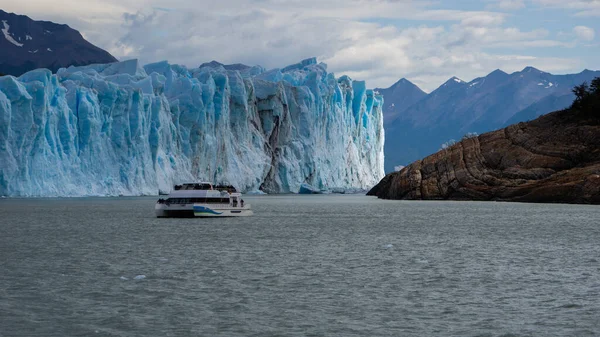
[1,0,599,92]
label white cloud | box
[459,13,505,27]
[573,26,595,41]
[533,0,600,16]
[489,0,526,11]
[0,0,595,92]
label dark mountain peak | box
[376,77,427,124]
[519,66,549,75]
[467,69,510,88]
[199,60,224,68]
[488,69,509,77]
[0,10,117,76]
[439,76,466,88]
[391,78,410,87]
[522,66,540,72]
[223,63,251,71]
[385,78,423,92]
[199,61,252,71]
[376,77,425,98]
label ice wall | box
[0,58,384,196]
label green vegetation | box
[572,77,600,117]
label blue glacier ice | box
[0,58,384,196]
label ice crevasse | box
[0,58,384,196]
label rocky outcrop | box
[369,103,600,204]
[0,9,117,76]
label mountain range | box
[379,67,600,172]
[0,9,117,76]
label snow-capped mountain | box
[0,58,384,197]
[0,9,117,76]
[383,67,600,172]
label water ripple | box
[1,196,599,336]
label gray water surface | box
[1,195,599,336]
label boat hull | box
[193,204,253,217]
[155,203,195,218]
[155,203,253,218]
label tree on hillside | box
[572,82,589,104]
[591,77,600,96]
[571,77,600,117]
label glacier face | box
[0,58,384,196]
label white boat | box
[155,182,253,218]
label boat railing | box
[213,184,237,193]
[160,197,231,205]
[173,183,214,191]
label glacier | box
[0,58,384,197]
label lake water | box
[1,195,599,336]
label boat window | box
[201,198,228,203]
[188,197,231,204]
[167,198,197,204]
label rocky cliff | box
[0,9,117,76]
[368,83,600,204]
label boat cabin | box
[156,182,243,207]
[172,182,238,193]
[156,182,250,218]
[174,182,214,191]
[230,194,244,207]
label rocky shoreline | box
[369,91,600,204]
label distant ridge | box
[382,67,600,172]
[0,9,117,76]
[198,60,253,71]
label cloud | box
[573,26,595,41]
[533,0,600,16]
[459,13,505,27]
[325,22,580,91]
[112,4,581,91]
[489,0,526,11]
[0,0,596,92]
